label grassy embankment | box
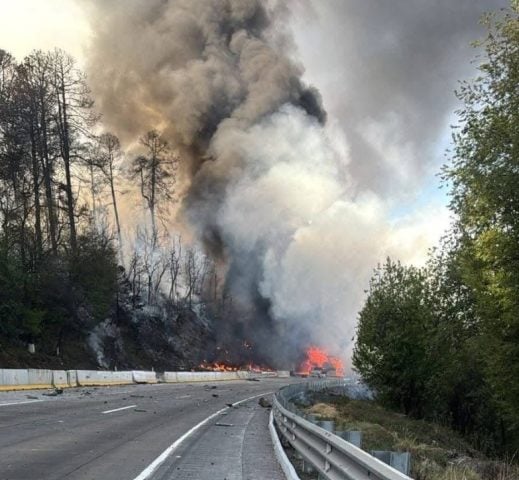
[302,394,518,480]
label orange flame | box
[198,361,274,373]
[298,346,345,377]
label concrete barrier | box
[27,369,53,387]
[0,369,53,390]
[218,371,239,381]
[52,370,68,389]
[0,368,258,390]
[174,372,216,382]
[132,370,157,384]
[0,369,29,390]
[76,370,133,386]
[67,370,78,387]
[276,371,290,378]
[158,371,176,383]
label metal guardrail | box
[272,380,412,480]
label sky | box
[0,0,510,361]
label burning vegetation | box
[198,361,274,373]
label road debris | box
[258,397,272,408]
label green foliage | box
[0,47,120,357]
[71,230,118,326]
[0,249,25,338]
[355,8,519,456]
[353,259,435,416]
[445,7,519,450]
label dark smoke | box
[84,0,507,369]
[85,0,327,367]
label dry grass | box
[307,402,337,418]
[302,394,519,480]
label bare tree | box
[20,51,58,253]
[168,235,182,301]
[127,250,143,308]
[130,130,177,245]
[183,247,205,309]
[95,132,124,263]
[50,49,96,253]
[135,226,171,305]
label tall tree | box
[50,49,95,253]
[22,51,59,254]
[443,7,519,442]
[131,130,177,244]
[353,259,435,416]
[96,133,124,262]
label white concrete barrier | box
[52,370,68,388]
[76,370,133,386]
[276,371,290,378]
[0,368,257,390]
[132,370,157,384]
[27,369,53,387]
[0,369,29,390]
[0,369,53,390]
[159,371,177,383]
[174,371,216,382]
[217,371,239,381]
[67,370,78,387]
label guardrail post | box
[318,420,335,432]
[337,430,363,448]
[302,460,315,474]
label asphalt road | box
[0,377,294,480]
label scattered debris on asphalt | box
[42,388,63,397]
[258,397,272,408]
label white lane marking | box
[0,400,44,407]
[102,404,137,414]
[132,391,273,480]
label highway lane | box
[0,378,293,480]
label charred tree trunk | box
[29,124,42,258]
[56,70,77,253]
[38,95,58,254]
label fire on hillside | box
[198,360,275,373]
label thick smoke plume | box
[290,0,508,197]
[83,0,495,368]
[85,0,343,366]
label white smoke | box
[198,104,445,363]
[83,0,451,367]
